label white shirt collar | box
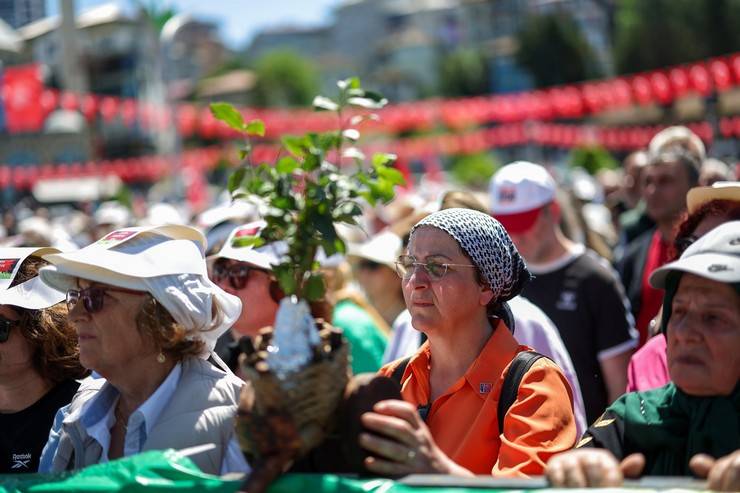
[77,363,183,460]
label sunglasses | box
[394,254,476,281]
[211,260,261,290]
[66,286,144,314]
[0,315,21,343]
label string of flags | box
[3,117,739,190]
[1,53,739,136]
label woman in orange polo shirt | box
[358,208,577,477]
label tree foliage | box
[515,13,602,88]
[449,152,499,189]
[250,51,319,108]
[569,145,618,175]
[438,48,491,97]
[136,0,176,33]
[613,0,740,74]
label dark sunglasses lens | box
[0,323,10,343]
[83,288,105,314]
[229,269,249,290]
[212,262,227,281]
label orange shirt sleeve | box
[492,358,577,477]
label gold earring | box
[156,351,166,364]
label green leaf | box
[245,119,265,137]
[312,95,339,112]
[372,153,397,167]
[304,273,326,302]
[302,153,321,172]
[318,132,341,151]
[376,165,405,186]
[342,129,360,141]
[274,266,297,296]
[231,235,264,249]
[210,102,245,132]
[228,167,246,194]
[282,135,306,158]
[276,156,299,174]
[245,175,263,194]
[359,190,377,206]
[333,201,362,220]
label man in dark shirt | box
[490,161,638,424]
[617,128,701,345]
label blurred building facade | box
[19,3,154,96]
[244,0,614,100]
[0,0,44,29]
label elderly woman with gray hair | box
[547,221,740,491]
[360,208,577,477]
[37,225,249,475]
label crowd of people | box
[0,125,738,490]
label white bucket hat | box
[39,225,241,357]
[208,221,287,271]
[0,247,65,310]
[650,220,740,288]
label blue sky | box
[46,0,342,49]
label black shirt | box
[522,247,637,424]
[0,379,80,474]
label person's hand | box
[690,451,740,491]
[546,449,645,487]
[359,399,472,477]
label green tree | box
[449,152,499,189]
[250,51,319,108]
[569,145,618,175]
[137,0,176,33]
[438,48,491,97]
[516,13,602,88]
[613,0,740,74]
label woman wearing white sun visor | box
[0,247,88,474]
[37,225,250,475]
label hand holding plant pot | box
[210,78,404,492]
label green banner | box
[0,450,706,493]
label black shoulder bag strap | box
[497,350,545,432]
[390,356,412,385]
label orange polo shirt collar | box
[402,320,519,409]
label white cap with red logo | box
[488,161,556,233]
[208,221,287,271]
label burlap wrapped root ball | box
[235,322,350,464]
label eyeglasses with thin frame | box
[394,254,476,280]
[0,315,21,343]
[66,286,145,315]
[211,260,261,290]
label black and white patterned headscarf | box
[410,208,531,304]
